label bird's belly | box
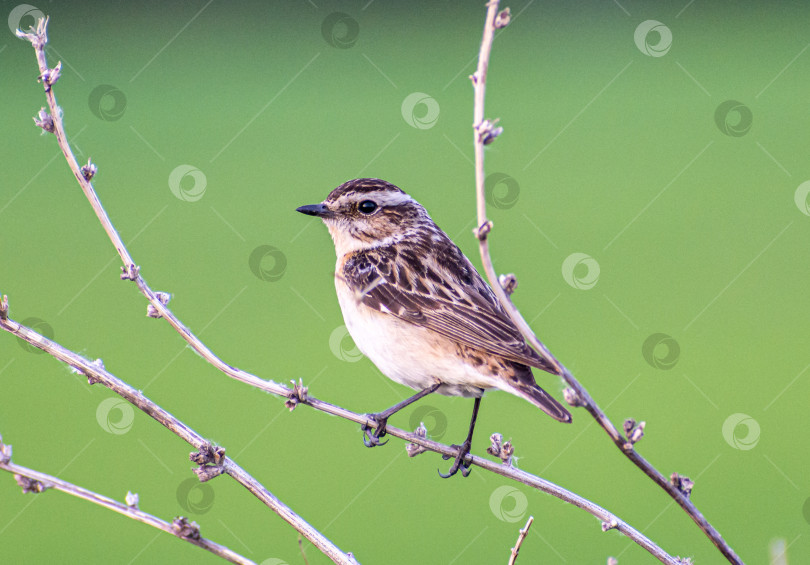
[338,291,499,397]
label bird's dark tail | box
[513,382,572,423]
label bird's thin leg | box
[363,381,442,447]
[439,396,481,478]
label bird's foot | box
[361,413,389,448]
[438,440,473,478]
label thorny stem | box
[0,446,255,565]
[469,2,743,565]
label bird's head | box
[297,178,434,255]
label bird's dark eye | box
[358,200,378,214]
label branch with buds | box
[468,1,742,564]
[0,435,254,564]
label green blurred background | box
[1,1,808,563]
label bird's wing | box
[342,244,560,375]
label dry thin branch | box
[0,307,680,565]
[468,3,743,565]
[0,303,357,565]
[507,515,533,565]
[0,436,254,565]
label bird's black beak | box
[296,203,330,217]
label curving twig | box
[507,515,533,565]
[0,436,254,565]
[468,2,742,564]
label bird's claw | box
[361,414,389,448]
[438,442,473,478]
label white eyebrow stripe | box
[371,191,414,207]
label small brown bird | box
[297,178,570,477]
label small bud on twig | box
[487,432,515,466]
[601,517,619,531]
[473,220,493,241]
[39,61,61,90]
[285,379,308,411]
[563,387,586,408]
[125,491,139,509]
[120,264,140,281]
[194,465,225,482]
[190,443,225,466]
[406,422,428,457]
[494,8,511,29]
[146,292,171,318]
[499,273,518,295]
[0,294,8,320]
[172,517,201,540]
[15,16,49,49]
[33,108,55,133]
[15,474,48,494]
[476,118,503,145]
[670,473,694,498]
[622,419,645,449]
[81,158,97,181]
